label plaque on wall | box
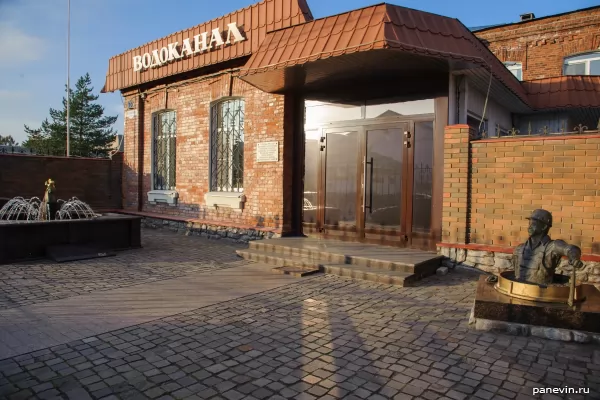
[256,141,279,162]
[125,110,138,119]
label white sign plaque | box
[125,110,138,119]
[256,141,279,162]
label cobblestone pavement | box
[0,230,244,310]
[0,255,599,400]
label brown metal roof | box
[523,76,600,110]
[238,3,529,104]
[101,0,313,93]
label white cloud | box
[0,22,46,68]
[0,89,30,99]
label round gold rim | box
[494,271,585,304]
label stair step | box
[236,249,326,269]
[243,243,441,275]
[322,264,417,287]
[237,249,422,286]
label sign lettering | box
[133,22,246,72]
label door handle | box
[362,156,367,212]
[368,157,373,214]
[362,157,373,213]
[404,141,411,148]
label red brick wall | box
[474,7,600,80]
[121,72,291,232]
[0,153,123,210]
[442,125,600,254]
[442,125,472,244]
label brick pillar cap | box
[445,124,470,129]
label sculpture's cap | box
[526,209,552,227]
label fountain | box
[470,209,600,342]
[0,197,99,222]
[0,179,141,264]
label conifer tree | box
[23,73,117,157]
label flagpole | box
[66,0,71,157]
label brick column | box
[442,124,472,244]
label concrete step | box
[236,249,322,278]
[246,241,441,276]
[322,264,417,287]
[236,249,325,269]
[236,249,423,287]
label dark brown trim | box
[287,93,305,235]
[137,94,145,212]
[431,97,448,248]
[404,120,415,246]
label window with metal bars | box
[152,110,177,190]
[210,98,245,192]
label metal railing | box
[471,118,600,140]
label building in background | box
[473,6,600,81]
[471,6,600,136]
[102,0,600,254]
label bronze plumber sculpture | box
[493,209,586,306]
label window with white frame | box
[210,98,245,192]
[564,52,600,75]
[152,110,177,190]
[504,62,522,81]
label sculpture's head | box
[45,179,55,194]
[526,209,552,236]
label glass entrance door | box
[362,124,409,244]
[321,128,361,241]
[304,119,434,248]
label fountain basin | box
[0,213,141,264]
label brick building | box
[473,6,600,81]
[102,0,600,269]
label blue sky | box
[1,0,597,144]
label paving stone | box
[0,231,599,400]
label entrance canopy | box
[239,3,530,108]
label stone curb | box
[468,304,600,344]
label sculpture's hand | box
[567,251,584,270]
[569,258,584,270]
[566,246,584,270]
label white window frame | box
[503,62,522,81]
[563,52,600,76]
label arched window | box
[563,52,600,75]
[210,98,245,192]
[503,62,522,81]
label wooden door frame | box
[303,113,440,248]
[319,125,363,241]
[361,121,411,245]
